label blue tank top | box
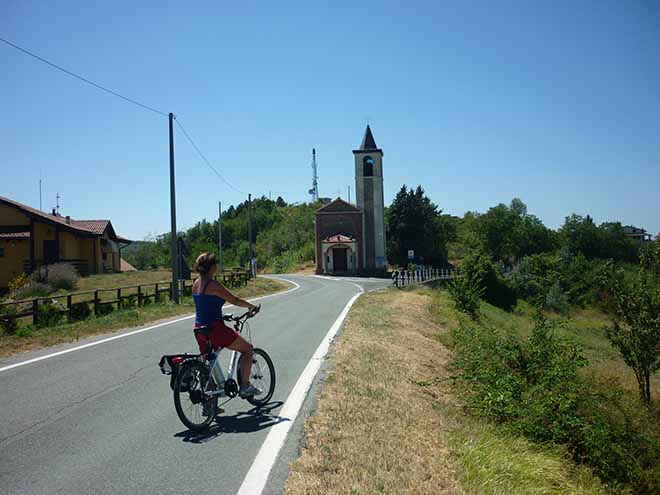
[193,279,225,326]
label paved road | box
[0,275,390,495]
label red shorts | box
[193,321,240,353]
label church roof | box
[316,197,361,213]
[359,125,378,150]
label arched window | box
[363,156,374,177]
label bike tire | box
[238,348,276,407]
[173,360,216,431]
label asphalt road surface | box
[0,274,391,495]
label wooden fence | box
[0,268,251,328]
[392,267,459,288]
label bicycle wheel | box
[173,360,216,431]
[238,348,276,407]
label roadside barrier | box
[392,267,460,288]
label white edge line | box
[0,277,300,373]
[236,286,364,495]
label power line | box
[174,117,247,195]
[0,36,168,117]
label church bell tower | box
[353,125,386,271]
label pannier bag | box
[158,354,197,391]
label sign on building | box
[407,249,414,261]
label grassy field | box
[0,275,290,358]
[285,288,608,495]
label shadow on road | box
[174,401,288,443]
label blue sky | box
[2,1,659,240]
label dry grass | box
[286,288,609,495]
[286,290,463,495]
[0,276,290,358]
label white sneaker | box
[239,384,262,398]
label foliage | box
[44,263,79,291]
[446,275,483,319]
[35,301,63,328]
[121,294,137,309]
[387,185,450,267]
[544,281,570,315]
[96,303,114,316]
[8,273,30,294]
[16,325,34,338]
[640,241,660,278]
[449,311,660,490]
[606,268,660,405]
[559,214,639,262]
[15,282,53,299]
[69,302,92,322]
[0,304,19,335]
[462,251,516,311]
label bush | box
[446,276,483,319]
[45,263,79,291]
[16,325,34,338]
[121,294,137,309]
[69,302,91,322]
[462,251,516,310]
[96,303,114,316]
[15,282,53,299]
[448,311,660,491]
[0,304,19,335]
[8,273,30,294]
[35,301,63,328]
[544,281,570,315]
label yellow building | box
[0,196,131,288]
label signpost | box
[407,249,414,261]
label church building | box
[315,125,387,275]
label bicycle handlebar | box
[223,304,261,323]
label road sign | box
[407,249,414,261]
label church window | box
[363,156,374,177]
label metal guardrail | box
[392,267,460,288]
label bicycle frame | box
[203,347,240,396]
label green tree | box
[606,267,660,406]
[387,185,448,266]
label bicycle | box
[166,305,276,432]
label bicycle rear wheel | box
[173,360,216,431]
[238,348,276,407]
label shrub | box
[462,251,516,310]
[16,325,34,338]
[96,303,114,316]
[69,302,91,322]
[544,281,570,315]
[0,304,19,335]
[446,275,483,319]
[8,273,30,294]
[121,294,137,309]
[15,282,53,299]
[45,263,79,291]
[448,310,660,491]
[35,301,63,328]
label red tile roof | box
[0,196,129,242]
[120,258,138,272]
[324,234,355,243]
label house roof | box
[323,234,355,243]
[316,197,361,214]
[120,258,138,272]
[623,225,647,235]
[0,195,129,241]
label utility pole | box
[348,185,351,204]
[218,201,223,272]
[39,179,42,211]
[247,193,253,263]
[169,113,179,303]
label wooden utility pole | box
[169,113,179,303]
[218,201,223,272]
[247,193,253,262]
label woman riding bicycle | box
[192,252,261,397]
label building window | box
[363,156,374,177]
[0,247,4,257]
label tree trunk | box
[645,370,651,406]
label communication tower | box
[308,148,319,202]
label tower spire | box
[359,125,378,150]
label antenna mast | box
[308,148,319,202]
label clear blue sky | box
[2,1,659,240]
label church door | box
[332,247,348,272]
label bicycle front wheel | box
[238,348,276,407]
[173,360,216,431]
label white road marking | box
[236,286,364,495]
[0,278,300,373]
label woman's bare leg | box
[226,334,253,387]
